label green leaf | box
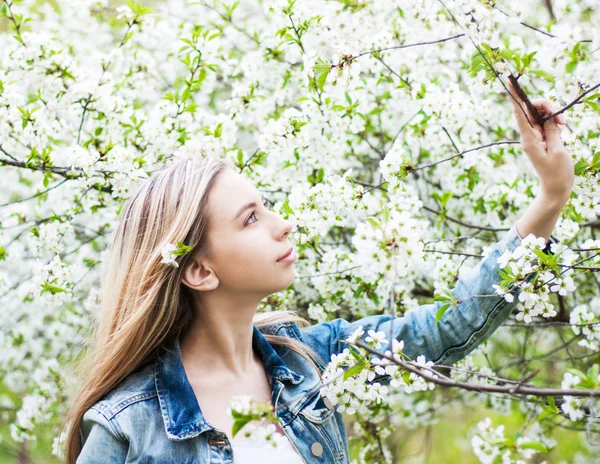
[498,268,513,282]
[43,171,51,188]
[281,200,294,215]
[316,167,324,183]
[435,302,452,323]
[532,247,549,261]
[83,258,101,268]
[468,52,486,77]
[275,27,289,39]
[538,409,557,421]
[122,30,134,46]
[565,61,578,73]
[313,57,331,92]
[343,362,366,380]
[528,68,555,83]
[518,441,548,453]
[348,346,364,361]
[231,417,252,437]
[522,51,537,68]
[574,160,589,175]
[174,241,192,256]
[587,363,599,387]
[353,285,364,298]
[366,217,380,228]
[537,396,560,422]
[214,122,223,138]
[198,67,207,84]
[468,47,497,80]
[587,101,600,114]
[432,191,452,207]
[537,408,558,422]
[499,49,515,62]
[40,282,66,295]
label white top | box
[231,434,305,463]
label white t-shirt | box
[231,433,305,463]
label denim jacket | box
[78,223,526,463]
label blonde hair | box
[62,156,326,463]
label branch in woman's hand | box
[506,80,573,204]
[507,74,544,126]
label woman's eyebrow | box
[231,194,264,222]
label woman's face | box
[199,167,297,296]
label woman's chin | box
[279,266,297,287]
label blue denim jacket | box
[78,224,524,463]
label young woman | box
[64,84,573,463]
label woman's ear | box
[181,258,219,292]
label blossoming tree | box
[0,0,599,462]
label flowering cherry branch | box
[350,339,600,398]
[331,34,466,69]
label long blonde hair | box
[62,156,326,463]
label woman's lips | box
[276,247,297,263]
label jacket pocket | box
[297,390,347,463]
[298,391,335,423]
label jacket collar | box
[154,324,305,440]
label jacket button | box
[208,439,228,446]
[311,442,323,456]
[323,397,333,409]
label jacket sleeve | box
[300,222,524,367]
[77,407,128,463]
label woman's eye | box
[245,198,273,226]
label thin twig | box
[332,34,465,68]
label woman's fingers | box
[530,98,566,125]
[530,98,552,114]
[510,99,542,143]
[507,82,536,136]
[542,118,564,154]
[506,80,567,161]
[507,82,566,129]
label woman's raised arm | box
[300,82,574,367]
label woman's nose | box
[280,219,295,239]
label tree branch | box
[352,339,600,398]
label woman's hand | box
[507,80,574,204]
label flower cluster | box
[286,169,371,244]
[226,395,284,447]
[569,297,600,351]
[470,417,556,464]
[492,234,577,323]
[560,372,585,422]
[160,241,192,268]
[379,141,414,193]
[319,325,436,416]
